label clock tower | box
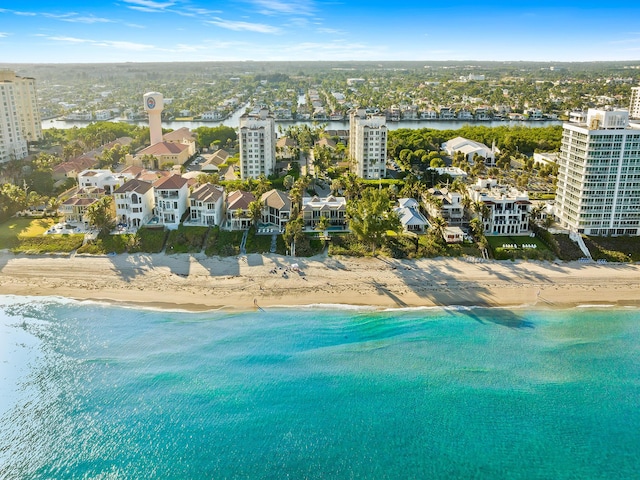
[143,92,164,146]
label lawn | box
[486,235,555,261]
[0,217,83,254]
[12,234,85,254]
[0,217,57,249]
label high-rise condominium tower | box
[629,86,640,120]
[349,108,387,180]
[239,108,276,179]
[555,108,640,236]
[0,70,42,163]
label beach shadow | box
[376,258,536,329]
[164,254,193,277]
[194,255,240,277]
[105,253,158,282]
[246,254,264,267]
[371,280,408,308]
[0,251,11,274]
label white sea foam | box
[271,303,378,311]
[576,304,616,309]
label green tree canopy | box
[347,188,401,254]
[86,196,115,236]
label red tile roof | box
[139,142,188,155]
[153,174,188,189]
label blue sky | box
[1,0,639,63]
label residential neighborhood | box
[1,64,640,263]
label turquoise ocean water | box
[1,295,639,479]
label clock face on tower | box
[146,97,156,109]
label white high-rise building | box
[0,70,42,163]
[349,108,387,179]
[630,86,640,120]
[239,108,276,179]
[555,108,640,236]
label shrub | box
[11,234,84,254]
[166,225,208,253]
[329,234,369,257]
[554,234,585,261]
[77,234,133,255]
[583,236,640,262]
[205,227,243,256]
[129,228,167,253]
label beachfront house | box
[78,169,129,195]
[58,197,99,224]
[394,198,430,234]
[467,178,532,235]
[301,195,348,232]
[188,183,225,226]
[114,179,155,229]
[260,189,291,232]
[444,226,465,244]
[153,174,189,230]
[425,188,465,225]
[226,190,256,230]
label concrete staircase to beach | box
[569,231,592,260]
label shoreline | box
[1,251,639,313]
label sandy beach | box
[1,251,640,311]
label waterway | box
[43,113,560,132]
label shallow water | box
[1,296,639,479]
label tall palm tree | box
[248,200,263,228]
[430,216,448,242]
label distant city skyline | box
[1,1,640,63]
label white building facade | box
[153,175,189,230]
[114,179,155,229]
[188,184,225,226]
[239,109,276,179]
[468,179,532,235]
[555,108,640,236]
[302,195,348,231]
[349,108,387,179]
[78,169,130,194]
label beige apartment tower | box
[630,86,640,120]
[0,69,42,162]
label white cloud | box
[248,0,315,16]
[316,27,345,35]
[46,35,156,51]
[43,13,113,24]
[94,40,156,51]
[0,32,10,38]
[122,0,175,10]
[177,7,223,17]
[49,36,94,44]
[206,18,281,34]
